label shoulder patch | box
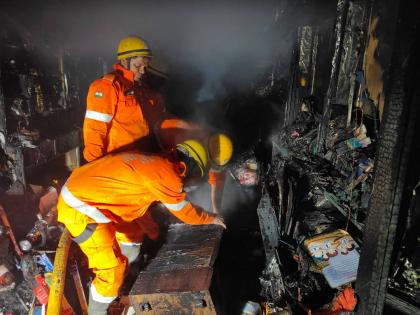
[94,91,104,98]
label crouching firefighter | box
[156,118,234,214]
[56,140,226,314]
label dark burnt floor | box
[189,175,265,314]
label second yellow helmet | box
[208,133,233,167]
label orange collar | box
[113,63,134,83]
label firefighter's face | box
[127,56,151,81]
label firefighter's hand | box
[212,216,226,229]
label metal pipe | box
[0,205,23,257]
[70,259,88,315]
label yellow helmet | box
[176,139,208,177]
[208,133,233,167]
[117,36,152,60]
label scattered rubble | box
[0,187,65,313]
[257,101,377,313]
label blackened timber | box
[335,1,366,126]
[355,0,420,313]
[316,0,372,149]
[334,0,366,105]
[385,293,420,315]
[316,0,349,154]
[130,291,216,315]
[130,224,223,295]
[284,26,319,126]
[0,68,6,143]
[256,187,279,259]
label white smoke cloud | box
[35,0,281,102]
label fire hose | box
[47,228,72,314]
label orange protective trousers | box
[58,199,158,300]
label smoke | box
[1,0,337,146]
[186,173,260,228]
[2,0,285,108]
[0,0,337,226]
[221,175,260,227]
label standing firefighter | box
[83,35,167,162]
[156,118,234,214]
[57,140,226,314]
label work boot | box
[108,298,126,315]
[88,289,111,315]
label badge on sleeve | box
[94,91,104,98]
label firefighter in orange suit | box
[57,140,225,314]
[83,35,168,162]
[156,118,233,214]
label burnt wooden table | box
[129,224,223,314]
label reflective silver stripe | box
[119,242,142,246]
[90,283,116,303]
[72,223,97,244]
[85,110,113,123]
[61,184,111,223]
[162,200,188,211]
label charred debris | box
[0,10,87,313]
[249,1,420,314]
[0,0,419,314]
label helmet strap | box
[176,149,197,179]
[122,57,132,70]
[175,161,187,177]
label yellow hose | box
[47,228,72,315]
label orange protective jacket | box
[83,63,166,162]
[156,118,225,185]
[57,151,216,228]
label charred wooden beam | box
[257,187,279,259]
[385,293,420,315]
[355,0,420,313]
[284,26,319,126]
[129,224,223,314]
[315,0,372,151]
[316,0,349,154]
[0,68,6,145]
[130,291,216,315]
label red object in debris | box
[33,275,50,305]
[314,287,357,315]
[330,287,357,313]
